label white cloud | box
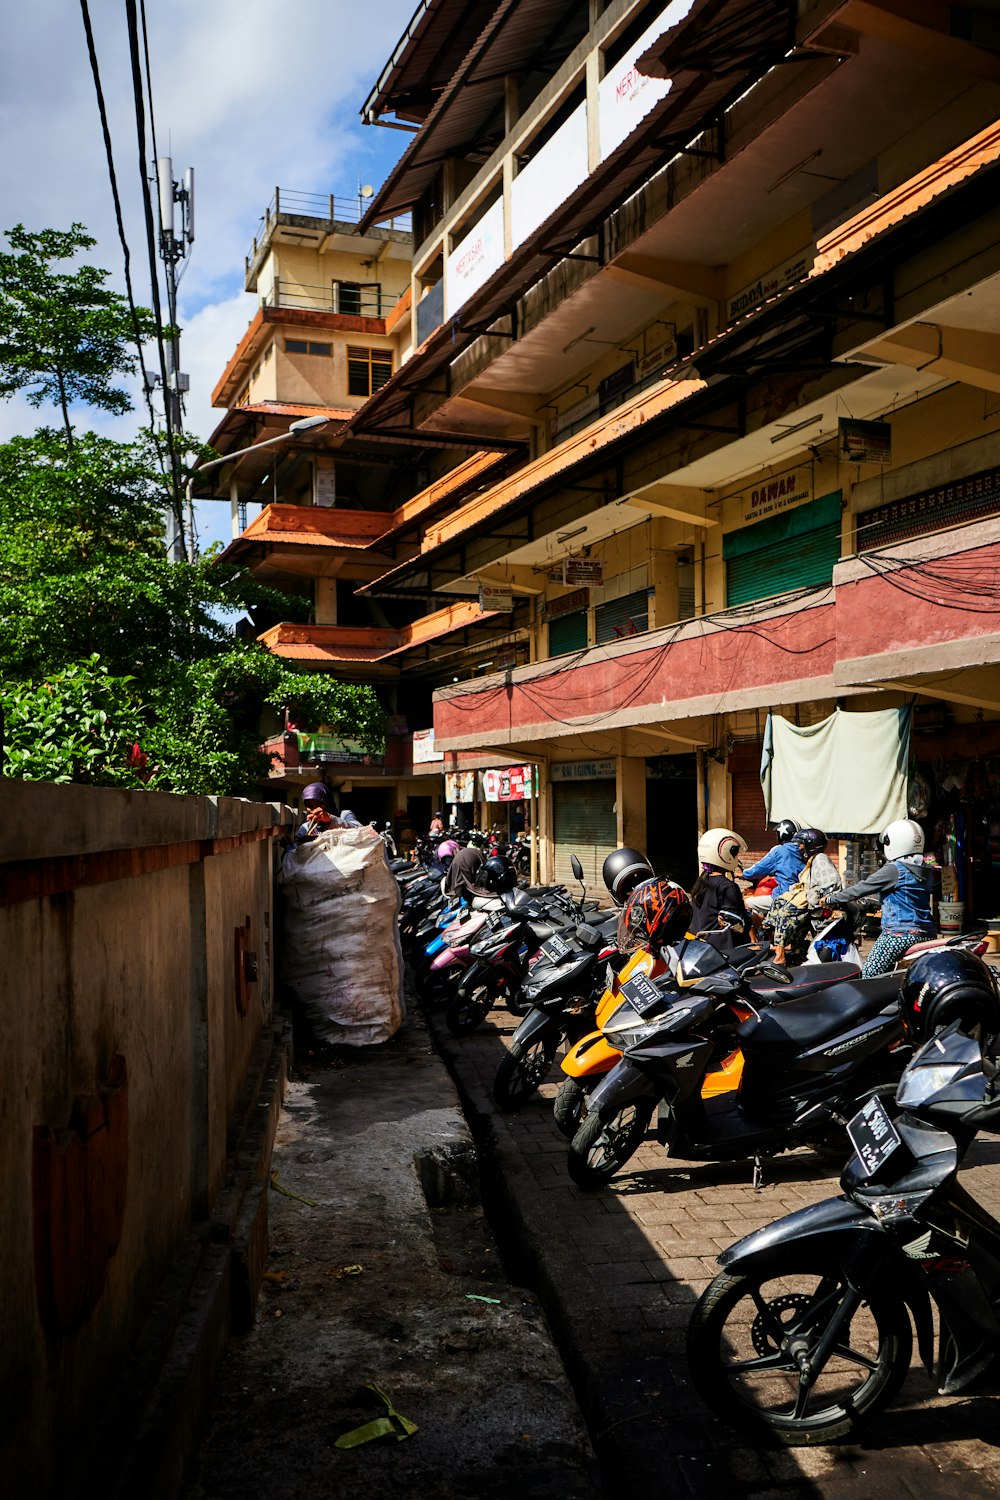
[0,0,414,502]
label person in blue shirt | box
[830,818,936,977]
[741,818,806,927]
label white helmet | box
[879,818,924,860]
[697,827,748,874]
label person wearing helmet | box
[741,819,807,925]
[429,811,445,836]
[830,818,935,977]
[760,829,842,965]
[899,948,1000,1049]
[602,847,655,907]
[294,782,341,844]
[689,828,751,951]
[617,879,692,954]
[444,843,491,900]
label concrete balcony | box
[245,188,410,291]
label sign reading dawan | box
[738,467,813,526]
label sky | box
[0,0,416,550]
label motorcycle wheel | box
[553,1077,587,1138]
[686,1257,911,1446]
[566,1098,654,1190]
[445,975,500,1037]
[418,970,455,1010]
[493,1034,559,1111]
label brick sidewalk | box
[428,998,1000,1500]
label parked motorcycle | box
[565,937,907,1190]
[686,1017,1000,1445]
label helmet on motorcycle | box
[602,846,655,905]
[302,782,330,805]
[696,828,747,874]
[879,818,925,860]
[899,948,1000,1048]
[795,827,827,856]
[481,854,516,893]
[437,839,459,863]
[773,818,801,843]
[617,879,692,954]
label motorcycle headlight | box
[896,1064,964,1107]
[861,1190,936,1222]
[521,983,541,1002]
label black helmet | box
[774,818,801,843]
[796,827,827,856]
[602,846,655,905]
[481,854,516,893]
[899,948,1000,1048]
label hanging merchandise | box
[908,769,931,819]
[760,706,911,835]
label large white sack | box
[278,826,404,1044]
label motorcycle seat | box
[750,962,861,1005]
[739,973,902,1049]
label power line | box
[77,0,167,473]
[123,0,187,557]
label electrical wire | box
[124,0,186,554]
[77,0,167,472]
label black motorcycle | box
[566,937,906,1190]
[687,1022,1000,1444]
[492,914,624,1110]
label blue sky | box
[0,0,416,550]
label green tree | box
[0,224,156,445]
[0,225,385,795]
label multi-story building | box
[202,189,532,831]
[338,0,1000,909]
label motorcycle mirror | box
[570,854,584,881]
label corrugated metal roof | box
[361,0,500,126]
[351,0,795,436]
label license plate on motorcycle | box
[846,1095,901,1178]
[619,972,662,1015]
[605,962,615,992]
[543,935,571,962]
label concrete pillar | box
[230,474,241,540]
[314,578,337,624]
[649,519,679,630]
[187,859,210,1220]
[707,757,730,828]
[539,773,554,884]
[616,755,647,852]
[585,49,602,173]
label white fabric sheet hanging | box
[760,706,911,835]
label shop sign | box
[480,765,534,801]
[495,645,518,670]
[479,583,513,613]
[294,732,377,764]
[511,103,588,250]
[839,417,892,465]
[444,197,505,320]
[445,770,476,803]
[598,361,635,410]
[551,759,616,782]
[543,587,589,620]
[563,557,603,586]
[412,728,443,765]
[726,251,813,323]
[738,466,813,526]
[597,0,693,160]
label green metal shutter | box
[552,781,617,892]
[724,492,842,607]
[548,609,588,656]
[595,588,649,644]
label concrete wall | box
[0,781,292,1499]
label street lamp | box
[180,413,331,559]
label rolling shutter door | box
[724,492,841,607]
[728,743,770,863]
[552,781,617,893]
[548,609,587,656]
[595,588,649,644]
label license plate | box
[543,935,571,962]
[605,962,615,991]
[846,1095,901,1178]
[619,972,663,1015]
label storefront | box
[645,754,698,885]
[550,760,617,891]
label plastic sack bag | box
[278,826,405,1044]
[805,936,862,967]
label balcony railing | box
[261,277,388,318]
[246,188,412,276]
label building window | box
[347,346,393,397]
[285,339,331,357]
[333,280,382,317]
